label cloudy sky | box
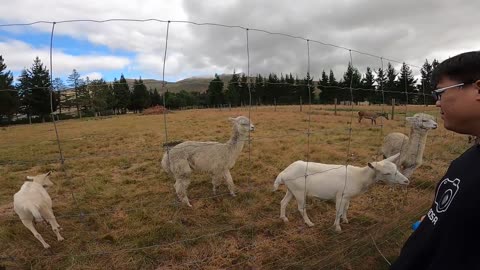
[0,0,478,84]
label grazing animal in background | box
[161,116,255,207]
[13,171,64,249]
[358,110,389,125]
[468,135,479,145]
[273,153,409,232]
[381,113,438,178]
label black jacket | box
[391,145,480,270]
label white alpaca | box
[161,116,255,207]
[273,154,409,232]
[381,113,438,178]
[13,172,64,249]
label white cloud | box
[0,39,130,77]
[1,0,479,81]
[81,72,103,81]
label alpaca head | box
[229,116,255,135]
[406,113,438,130]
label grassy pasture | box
[0,104,470,269]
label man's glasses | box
[432,83,465,101]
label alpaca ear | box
[368,163,375,170]
[406,116,416,123]
[26,176,34,181]
[228,117,236,122]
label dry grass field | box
[0,104,471,269]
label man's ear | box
[474,80,480,100]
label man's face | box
[435,77,480,134]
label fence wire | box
[0,18,448,269]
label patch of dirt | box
[0,202,15,219]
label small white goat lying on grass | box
[13,172,64,248]
[162,116,255,207]
[273,153,409,232]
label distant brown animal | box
[468,135,480,145]
[358,111,389,125]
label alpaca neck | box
[227,127,248,160]
[405,127,428,164]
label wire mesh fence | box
[0,18,465,269]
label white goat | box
[273,153,409,232]
[13,172,64,249]
[381,113,438,178]
[161,116,255,207]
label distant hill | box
[125,74,234,93]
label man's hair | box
[432,51,480,88]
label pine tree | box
[18,57,55,122]
[52,77,66,114]
[67,69,83,118]
[328,70,339,103]
[90,79,111,116]
[317,70,331,104]
[130,77,150,112]
[398,62,418,104]
[385,62,399,104]
[341,62,362,102]
[298,73,314,103]
[0,55,17,124]
[77,77,92,115]
[285,73,296,103]
[114,74,130,114]
[254,74,265,105]
[206,74,224,106]
[362,67,375,102]
[374,67,387,104]
[420,59,434,104]
[150,88,162,106]
[225,71,240,106]
[266,73,279,104]
[238,73,250,106]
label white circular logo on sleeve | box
[434,178,460,213]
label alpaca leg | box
[280,189,293,222]
[296,196,314,227]
[223,171,236,197]
[211,175,222,195]
[21,219,50,249]
[41,208,64,241]
[171,160,193,207]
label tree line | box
[0,55,439,125]
[206,60,439,107]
